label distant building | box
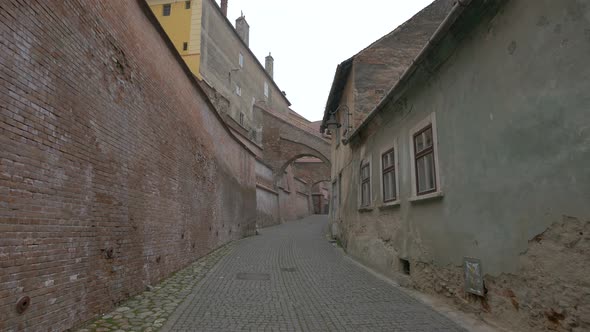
[147,0,203,76]
[147,0,291,143]
[148,0,331,225]
[322,0,590,331]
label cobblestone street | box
[76,244,235,332]
[163,215,466,331]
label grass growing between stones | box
[75,243,235,332]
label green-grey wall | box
[335,0,590,275]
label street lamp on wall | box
[324,112,341,131]
[321,105,352,145]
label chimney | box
[235,13,249,46]
[220,0,227,17]
[265,52,274,78]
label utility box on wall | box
[464,257,484,296]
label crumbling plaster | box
[330,1,590,331]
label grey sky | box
[224,0,434,121]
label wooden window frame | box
[409,112,443,201]
[413,125,436,195]
[360,160,371,208]
[381,148,397,202]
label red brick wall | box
[0,1,256,330]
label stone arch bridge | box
[257,105,331,186]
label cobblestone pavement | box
[163,215,466,332]
[75,243,235,332]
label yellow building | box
[147,0,202,78]
[147,0,293,141]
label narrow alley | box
[170,215,469,331]
[2,1,590,331]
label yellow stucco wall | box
[147,0,202,78]
[184,53,201,77]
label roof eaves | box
[320,57,353,131]
[345,0,472,143]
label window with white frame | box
[235,84,242,96]
[360,161,371,207]
[239,52,244,68]
[410,113,441,197]
[382,148,397,202]
[264,81,269,98]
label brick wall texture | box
[0,1,257,330]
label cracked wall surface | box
[329,1,590,332]
[411,216,590,332]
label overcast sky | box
[224,0,434,122]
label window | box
[182,42,188,51]
[409,113,442,200]
[264,81,269,98]
[163,4,171,16]
[360,162,371,207]
[185,1,191,9]
[239,112,244,126]
[235,85,241,96]
[342,109,350,138]
[382,149,396,202]
[239,52,244,68]
[414,124,436,195]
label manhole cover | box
[236,272,270,280]
[280,267,297,272]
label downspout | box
[343,0,472,144]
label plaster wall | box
[331,1,590,330]
[147,0,202,76]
